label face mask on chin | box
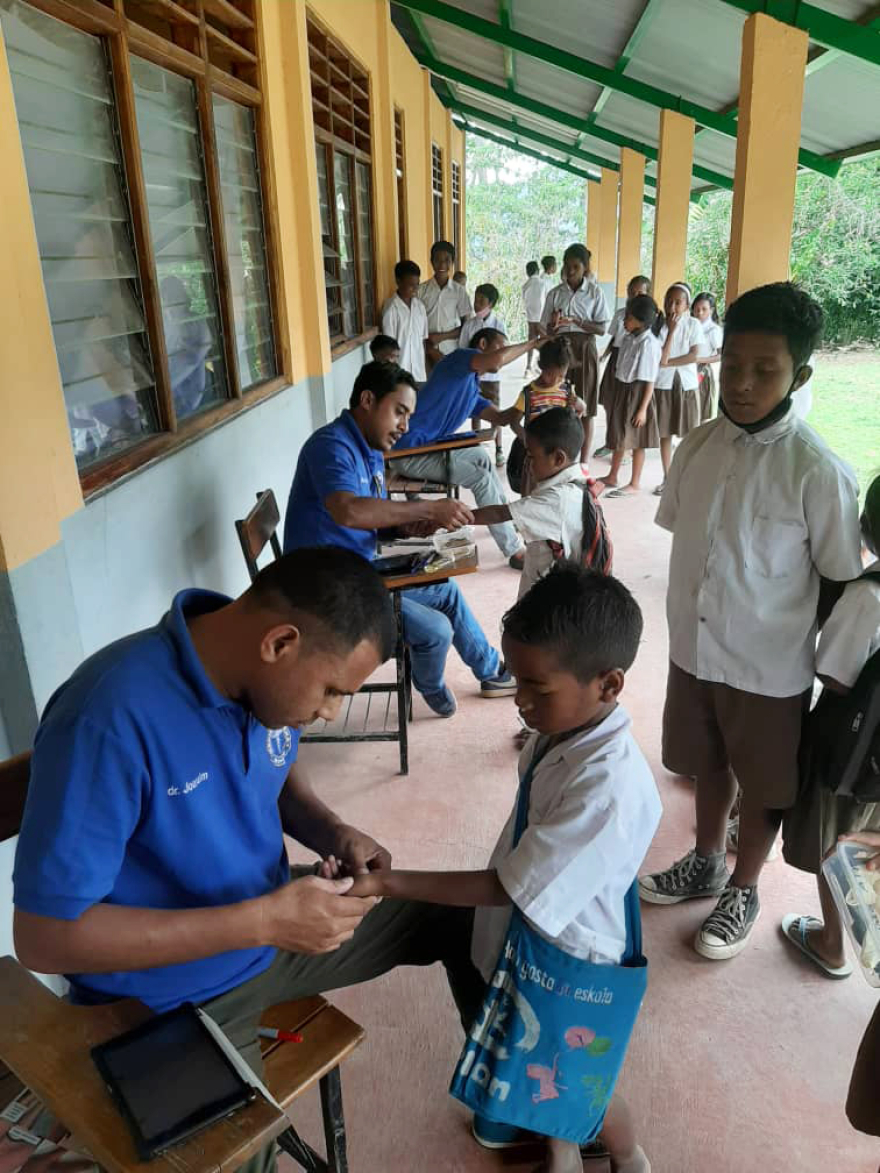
[720,367,805,435]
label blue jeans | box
[400,580,500,696]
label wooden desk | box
[0,959,289,1173]
[386,430,496,498]
[383,548,478,592]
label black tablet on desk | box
[91,1003,256,1159]
[373,552,431,576]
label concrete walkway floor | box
[289,360,878,1173]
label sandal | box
[652,480,666,496]
[780,914,853,979]
[606,486,639,498]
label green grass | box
[808,351,879,499]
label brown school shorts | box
[662,660,809,809]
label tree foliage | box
[466,136,880,346]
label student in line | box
[541,243,610,469]
[381,260,428,384]
[460,283,507,467]
[471,407,612,597]
[692,291,722,422]
[369,334,401,364]
[601,295,662,498]
[522,260,547,376]
[505,337,583,498]
[596,275,653,460]
[333,565,659,1173]
[781,474,880,977]
[283,361,517,716]
[540,253,557,297]
[652,282,704,495]
[419,241,473,370]
[390,329,546,570]
[639,282,862,960]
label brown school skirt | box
[654,372,700,439]
[698,363,717,422]
[566,333,599,417]
[606,377,660,451]
[598,346,617,411]
[848,1002,880,1137]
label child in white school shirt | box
[596,275,653,460]
[652,282,705,494]
[640,282,863,961]
[781,473,880,979]
[522,260,546,377]
[381,259,429,384]
[460,282,507,466]
[335,565,660,1173]
[601,294,662,497]
[419,240,473,369]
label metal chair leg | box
[277,1123,328,1172]
[319,1068,349,1173]
[393,592,409,775]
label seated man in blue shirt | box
[390,327,541,570]
[13,549,486,1173]
[283,362,516,716]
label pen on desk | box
[258,1027,303,1043]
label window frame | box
[431,142,444,243]
[307,15,377,357]
[451,158,462,262]
[9,0,287,498]
[394,106,407,261]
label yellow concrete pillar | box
[423,70,434,261]
[616,148,645,297]
[726,13,808,304]
[585,183,599,267]
[596,168,618,287]
[651,109,694,301]
[0,25,82,571]
[259,0,331,377]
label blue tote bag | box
[449,756,648,1145]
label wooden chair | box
[235,490,413,775]
[0,753,363,1173]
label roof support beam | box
[498,0,516,92]
[393,0,839,176]
[716,0,880,68]
[459,120,657,205]
[414,50,735,189]
[585,0,665,130]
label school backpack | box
[800,570,880,803]
[546,481,614,576]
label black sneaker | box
[695,884,761,960]
[638,848,729,905]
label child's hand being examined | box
[347,872,384,898]
[315,855,344,879]
[839,832,880,871]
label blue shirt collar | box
[161,589,236,710]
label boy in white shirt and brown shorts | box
[639,283,863,960]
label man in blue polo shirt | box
[391,326,543,569]
[13,548,487,1171]
[284,362,515,717]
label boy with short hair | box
[471,407,612,596]
[639,282,863,960]
[335,565,659,1173]
[369,334,400,364]
[523,260,546,377]
[419,241,473,368]
[460,283,507,466]
[381,260,428,383]
[540,254,557,296]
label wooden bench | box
[0,752,363,1173]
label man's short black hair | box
[526,260,539,277]
[723,281,823,369]
[503,564,643,683]
[350,361,416,410]
[248,548,396,662]
[395,259,421,281]
[626,294,658,328]
[541,254,556,271]
[469,327,506,350]
[475,282,500,307]
[370,334,400,359]
[525,407,583,462]
[538,337,572,371]
[431,240,455,262]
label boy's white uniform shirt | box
[656,414,862,698]
[615,329,662,385]
[816,560,880,689]
[418,276,473,355]
[508,465,590,596]
[607,307,628,348]
[472,706,661,981]
[381,293,428,382]
[654,317,705,390]
[459,310,507,384]
[540,278,610,335]
[522,274,546,322]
